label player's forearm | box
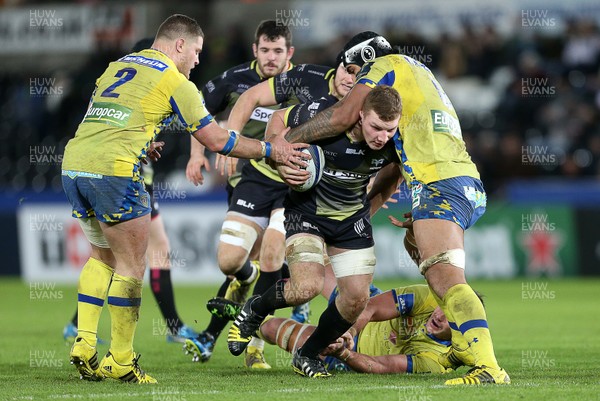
[368,164,403,216]
[285,106,346,144]
[265,109,287,141]
[227,94,257,132]
[338,350,403,374]
[193,124,268,160]
[190,134,206,157]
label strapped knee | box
[286,235,324,266]
[418,249,465,275]
[220,220,258,253]
[330,247,376,278]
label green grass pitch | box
[1,278,599,401]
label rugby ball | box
[293,145,325,192]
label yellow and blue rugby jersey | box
[357,285,450,359]
[62,49,213,178]
[356,55,479,187]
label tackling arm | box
[284,84,371,143]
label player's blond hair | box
[156,14,204,41]
[363,85,402,122]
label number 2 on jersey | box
[101,68,137,98]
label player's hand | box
[143,141,164,164]
[185,153,211,186]
[381,188,400,209]
[267,130,309,169]
[214,154,239,177]
[276,164,310,187]
[388,211,413,229]
[322,337,346,356]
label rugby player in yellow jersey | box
[61,14,306,384]
[260,284,453,374]
[276,37,510,385]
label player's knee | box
[217,245,248,275]
[218,220,258,274]
[337,290,369,320]
[287,278,321,304]
[419,249,465,275]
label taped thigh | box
[220,219,258,253]
[78,217,110,248]
[329,247,376,278]
[267,208,286,235]
[285,235,324,266]
[418,248,465,275]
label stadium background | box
[0,0,599,283]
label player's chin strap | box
[418,249,465,275]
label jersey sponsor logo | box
[323,168,368,180]
[206,81,216,93]
[396,293,415,315]
[236,199,255,210]
[251,107,274,122]
[237,83,250,91]
[307,69,325,77]
[233,67,250,74]
[307,102,321,118]
[324,150,338,158]
[431,110,462,139]
[83,102,132,127]
[119,55,168,71]
[346,148,365,155]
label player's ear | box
[286,46,295,60]
[175,38,185,53]
[252,43,258,58]
[359,110,364,122]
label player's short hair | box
[255,20,292,48]
[363,85,402,122]
[156,14,204,41]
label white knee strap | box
[286,235,325,266]
[329,247,376,278]
[418,248,465,275]
[220,220,258,252]
[78,218,109,248]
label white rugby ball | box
[293,145,325,192]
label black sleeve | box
[272,64,333,104]
[285,97,337,128]
[201,73,233,116]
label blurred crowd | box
[1,17,599,197]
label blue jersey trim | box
[406,354,414,373]
[426,332,452,346]
[169,97,189,128]
[459,319,488,334]
[78,293,104,307]
[197,114,214,130]
[377,71,396,86]
[107,296,142,307]
[448,321,459,331]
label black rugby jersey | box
[284,99,400,221]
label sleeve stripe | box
[458,319,488,334]
[169,96,189,128]
[196,114,214,131]
[406,354,414,373]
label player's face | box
[253,35,293,78]
[425,307,451,340]
[346,63,362,76]
[359,109,399,150]
[178,36,203,79]
[332,63,356,99]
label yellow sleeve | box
[391,284,437,317]
[169,80,214,133]
[356,56,396,88]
